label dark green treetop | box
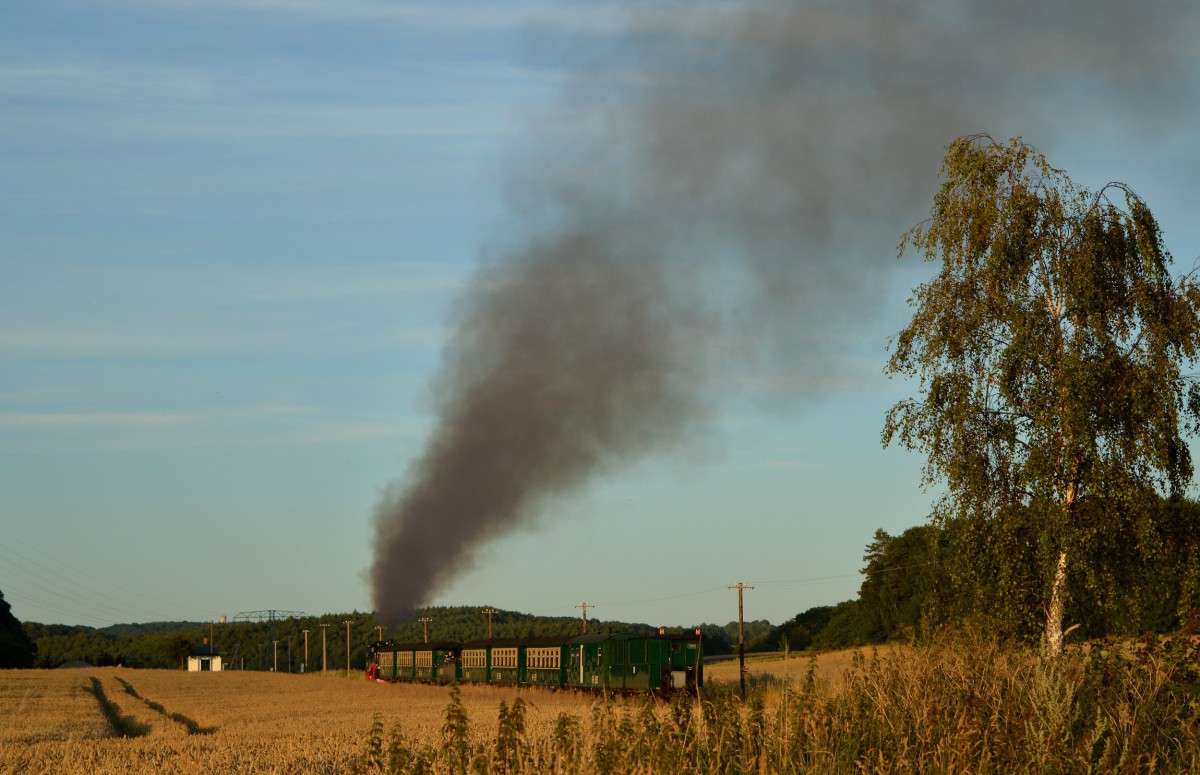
[0,590,37,668]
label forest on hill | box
[17,495,1197,669]
[20,607,766,670]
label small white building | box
[187,640,223,672]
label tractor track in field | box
[115,676,218,735]
[84,676,151,738]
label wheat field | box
[6,639,1199,774]
[0,667,641,774]
[0,655,842,774]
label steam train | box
[367,630,703,694]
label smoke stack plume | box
[371,0,1197,623]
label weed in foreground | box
[354,633,1200,774]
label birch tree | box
[884,136,1200,654]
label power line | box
[593,585,730,608]
[0,550,175,623]
[748,561,937,587]
[0,542,178,621]
[0,524,215,622]
[0,584,114,627]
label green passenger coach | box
[567,631,702,693]
[369,629,702,695]
[522,636,573,687]
[369,641,460,683]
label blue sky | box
[3,1,1199,632]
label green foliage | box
[857,526,945,642]
[722,619,771,649]
[931,495,1200,642]
[165,635,194,667]
[884,135,1200,650]
[492,697,528,773]
[809,601,869,651]
[693,624,733,655]
[0,590,37,668]
[23,620,208,668]
[755,604,851,653]
[439,685,472,774]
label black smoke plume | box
[372,0,1198,623]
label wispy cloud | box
[106,0,633,34]
[0,261,462,357]
[0,410,192,429]
[0,403,308,429]
[1,95,523,144]
[0,61,216,102]
[0,403,425,448]
[0,324,448,357]
[99,263,470,305]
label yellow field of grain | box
[0,652,861,774]
[0,669,599,774]
[705,644,898,687]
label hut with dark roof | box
[187,639,223,672]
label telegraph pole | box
[728,582,755,699]
[320,623,329,674]
[482,607,498,639]
[272,640,279,673]
[575,602,592,634]
[418,617,433,643]
[376,625,383,643]
[343,620,352,674]
[302,630,309,673]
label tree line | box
[14,606,760,669]
[751,495,1200,653]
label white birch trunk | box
[1043,550,1068,656]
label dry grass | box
[12,638,1196,774]
[0,654,862,774]
[0,668,638,774]
[704,646,900,689]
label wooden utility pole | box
[418,617,433,643]
[482,607,498,639]
[302,629,309,673]
[376,625,383,643]
[343,621,352,674]
[575,602,592,634]
[272,640,279,673]
[728,582,755,699]
[320,623,329,673]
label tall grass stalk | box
[354,632,1200,774]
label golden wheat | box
[0,667,650,774]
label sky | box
[2,0,1199,632]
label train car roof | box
[625,632,704,642]
[374,640,462,652]
[461,636,575,648]
[568,631,702,644]
[569,634,611,644]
